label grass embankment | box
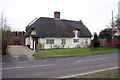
[78,68,119,78]
[57,69,119,80]
[33,47,118,58]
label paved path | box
[2,53,119,78]
[7,45,33,58]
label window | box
[73,39,79,43]
[31,30,36,35]
[61,39,66,44]
[85,39,88,45]
[46,39,54,44]
[73,29,80,38]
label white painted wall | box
[39,37,91,49]
[30,36,33,49]
[79,38,91,48]
[25,36,33,49]
[25,37,30,46]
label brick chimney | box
[54,11,60,19]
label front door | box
[33,37,38,50]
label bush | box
[75,44,81,48]
[93,33,100,48]
[53,44,60,49]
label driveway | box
[7,45,33,57]
[3,45,34,63]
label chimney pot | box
[54,11,60,19]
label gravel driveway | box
[6,45,34,60]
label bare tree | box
[0,28,1,54]
[0,12,11,55]
[111,15,120,32]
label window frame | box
[61,39,66,44]
[85,39,88,45]
[31,30,36,35]
[46,39,54,44]
[73,39,79,43]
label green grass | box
[33,47,118,58]
[57,69,119,80]
[77,68,119,78]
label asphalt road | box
[2,52,119,78]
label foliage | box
[99,16,120,38]
[0,31,1,54]
[2,28,11,54]
[78,68,119,78]
[115,18,120,31]
[99,28,113,40]
[53,44,60,49]
[93,33,100,48]
[39,43,45,49]
[0,13,11,55]
[75,44,81,48]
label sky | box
[0,0,119,34]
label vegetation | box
[92,32,100,48]
[0,30,1,54]
[78,68,119,78]
[0,12,11,55]
[115,18,120,31]
[57,68,119,80]
[2,30,11,54]
[99,17,120,40]
[33,47,118,58]
[99,28,113,40]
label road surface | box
[2,52,119,78]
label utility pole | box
[112,11,114,46]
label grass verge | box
[77,68,119,78]
[57,68,119,80]
[33,47,118,58]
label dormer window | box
[31,28,36,35]
[73,29,80,38]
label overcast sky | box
[0,0,119,34]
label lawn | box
[33,47,118,58]
[77,68,119,78]
[57,68,119,80]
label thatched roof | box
[25,17,92,38]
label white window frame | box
[73,30,79,38]
[73,39,79,43]
[46,39,54,44]
[85,39,88,46]
[61,39,66,44]
[31,30,36,35]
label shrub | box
[93,33,100,48]
[53,44,60,49]
[75,44,81,48]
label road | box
[2,52,119,78]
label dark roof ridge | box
[38,17,82,22]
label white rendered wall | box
[25,37,30,46]
[39,37,91,49]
